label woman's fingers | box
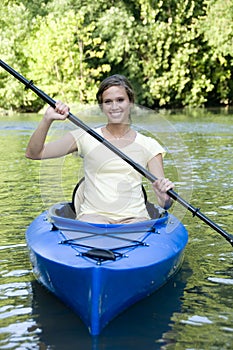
[55,100,70,117]
[153,178,174,193]
[44,101,70,121]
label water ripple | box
[207,277,233,285]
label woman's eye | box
[103,98,125,105]
[104,100,112,105]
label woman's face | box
[101,86,131,125]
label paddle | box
[1,59,232,247]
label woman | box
[26,75,174,223]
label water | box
[0,109,232,349]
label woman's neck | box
[105,124,131,140]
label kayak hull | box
[26,204,188,335]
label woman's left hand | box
[152,178,174,209]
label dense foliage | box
[1,0,233,111]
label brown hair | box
[96,74,135,105]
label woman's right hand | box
[44,100,70,122]
[26,100,71,160]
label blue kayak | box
[26,202,188,335]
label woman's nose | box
[111,101,119,109]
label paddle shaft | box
[1,59,232,246]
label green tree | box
[0,2,35,111]
[200,0,233,105]
[0,0,233,111]
[26,9,110,105]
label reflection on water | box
[0,110,232,349]
[30,268,188,350]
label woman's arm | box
[148,153,174,209]
[25,101,77,160]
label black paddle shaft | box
[1,59,232,247]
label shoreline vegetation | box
[1,1,233,113]
[1,105,233,119]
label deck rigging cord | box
[57,225,154,263]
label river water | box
[0,107,232,350]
